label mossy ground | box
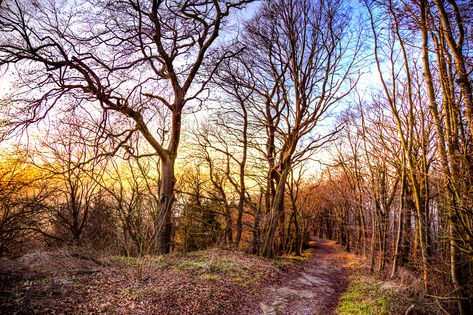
[337,274,390,314]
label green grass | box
[337,272,433,315]
[200,273,219,281]
[338,278,389,315]
[108,255,138,266]
[165,254,235,274]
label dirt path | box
[258,239,351,315]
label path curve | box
[259,239,349,315]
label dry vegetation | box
[0,247,303,314]
[0,240,438,314]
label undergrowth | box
[337,270,437,315]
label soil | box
[257,238,351,315]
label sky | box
[0,0,376,180]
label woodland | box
[0,0,472,314]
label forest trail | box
[258,239,352,315]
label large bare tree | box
[0,0,251,253]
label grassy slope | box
[0,248,304,314]
[337,263,439,315]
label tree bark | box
[157,156,176,254]
[263,165,290,258]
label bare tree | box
[0,150,50,255]
[193,124,235,246]
[209,52,255,248]
[95,151,160,256]
[0,0,252,253]
[418,0,472,311]
[32,122,104,244]
[240,0,361,257]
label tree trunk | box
[235,113,248,248]
[295,219,302,256]
[157,157,176,254]
[358,201,367,256]
[450,219,472,315]
[391,170,406,278]
[225,204,233,246]
[235,193,244,247]
[263,166,289,258]
[252,191,263,255]
[434,0,473,141]
[294,208,302,256]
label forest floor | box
[0,239,435,314]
